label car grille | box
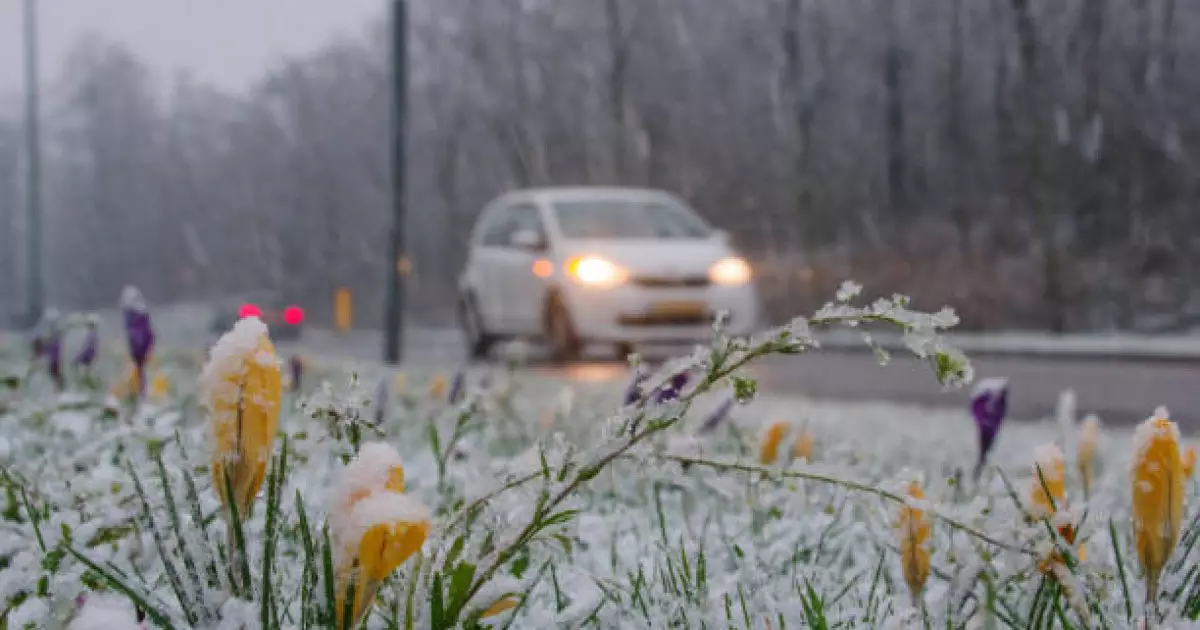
[631,275,710,288]
[618,312,714,327]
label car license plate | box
[648,301,706,317]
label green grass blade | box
[323,522,338,626]
[1109,519,1134,623]
[152,444,209,623]
[127,458,197,626]
[261,437,289,629]
[64,544,179,630]
[296,490,317,627]
[222,465,252,596]
[176,437,222,589]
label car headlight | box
[709,257,752,286]
[566,256,627,288]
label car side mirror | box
[509,229,545,252]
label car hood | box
[559,238,733,277]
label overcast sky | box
[0,0,380,97]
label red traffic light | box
[283,306,305,326]
[239,303,262,319]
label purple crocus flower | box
[622,366,649,406]
[45,329,63,390]
[971,377,1009,480]
[289,356,304,392]
[121,286,155,396]
[448,370,465,404]
[698,396,735,433]
[75,323,98,368]
[651,371,690,404]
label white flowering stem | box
[660,454,1023,554]
[445,470,541,530]
[432,291,970,626]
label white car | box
[457,187,760,361]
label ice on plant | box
[199,315,274,410]
[1133,411,1181,463]
[119,285,147,312]
[337,442,405,495]
[5,292,1196,628]
[1034,443,1065,472]
[971,376,1009,399]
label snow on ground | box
[0,322,1198,629]
[820,327,1200,360]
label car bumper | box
[267,323,303,341]
[560,282,759,343]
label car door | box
[493,203,550,335]
[467,204,516,333]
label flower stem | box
[660,454,1026,554]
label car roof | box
[496,186,681,207]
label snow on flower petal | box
[201,316,282,519]
[1131,412,1184,600]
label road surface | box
[16,305,1193,426]
[280,327,1200,428]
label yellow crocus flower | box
[149,373,171,400]
[334,494,429,628]
[428,373,446,399]
[332,443,429,629]
[896,481,931,604]
[1131,411,1184,602]
[110,363,141,399]
[793,427,815,463]
[355,513,429,582]
[481,595,519,618]
[758,421,788,465]
[1029,444,1066,518]
[201,317,282,520]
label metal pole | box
[383,0,408,363]
[23,0,43,328]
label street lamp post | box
[23,0,44,328]
[384,0,408,363]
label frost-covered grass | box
[0,289,1196,629]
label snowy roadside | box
[817,326,1200,362]
[8,296,1200,363]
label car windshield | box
[553,199,712,240]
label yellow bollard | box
[334,288,353,332]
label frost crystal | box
[835,280,863,302]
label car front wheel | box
[545,296,582,363]
[458,295,495,360]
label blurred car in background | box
[457,187,760,362]
[210,291,305,341]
